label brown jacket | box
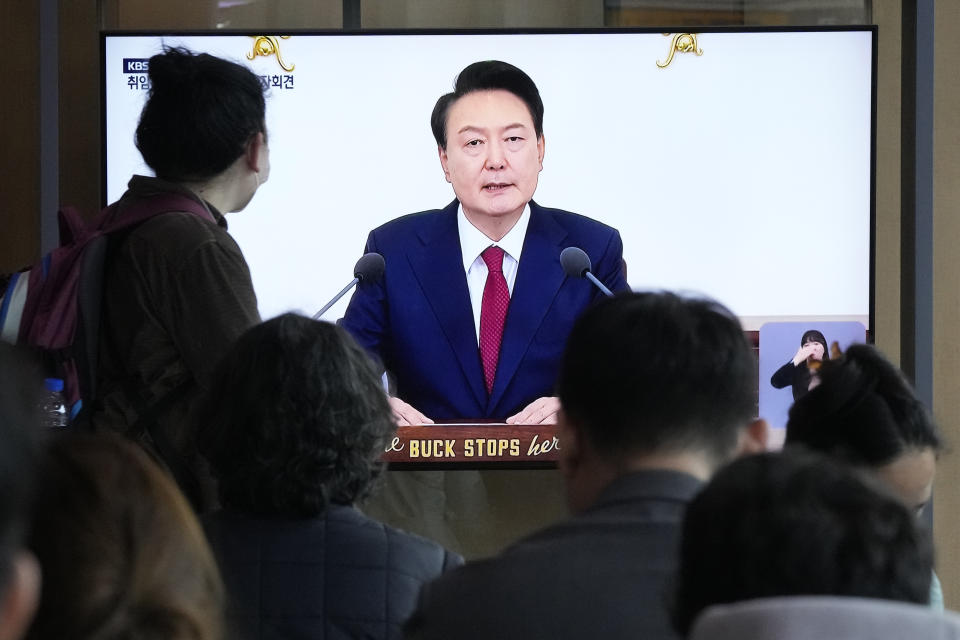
[92,176,260,509]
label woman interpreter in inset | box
[770,329,829,401]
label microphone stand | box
[584,272,613,297]
[312,278,359,320]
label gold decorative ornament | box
[247,35,295,72]
[656,33,703,69]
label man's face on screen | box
[439,89,545,226]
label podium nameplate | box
[382,423,560,469]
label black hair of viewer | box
[671,450,932,636]
[197,313,395,517]
[135,47,266,182]
[430,60,545,149]
[786,343,942,467]
[556,291,757,463]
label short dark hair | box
[430,60,544,149]
[26,433,224,639]
[671,450,933,636]
[197,313,395,516]
[135,47,266,182]
[557,292,757,462]
[785,343,942,467]
[0,345,40,592]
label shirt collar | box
[457,203,531,273]
[593,469,705,509]
[126,174,227,229]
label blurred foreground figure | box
[785,343,943,608]
[0,345,42,640]
[672,450,933,637]
[25,433,224,640]
[688,597,960,640]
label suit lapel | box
[408,201,487,409]
[488,202,567,414]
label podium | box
[364,422,566,558]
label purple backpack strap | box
[57,205,90,246]
[96,193,216,234]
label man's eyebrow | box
[455,123,530,135]
[456,125,486,135]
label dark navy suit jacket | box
[341,200,627,420]
[203,506,463,640]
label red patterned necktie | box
[479,246,510,394]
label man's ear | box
[735,418,770,457]
[0,551,41,640]
[537,134,545,171]
[556,409,582,480]
[245,132,267,173]
[438,145,451,183]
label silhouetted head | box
[558,291,758,466]
[135,47,267,183]
[672,450,932,636]
[786,343,942,513]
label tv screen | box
[103,28,875,429]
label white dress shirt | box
[458,204,531,345]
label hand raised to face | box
[792,341,824,366]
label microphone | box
[312,252,385,320]
[560,247,613,297]
[354,252,386,283]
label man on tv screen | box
[342,59,627,425]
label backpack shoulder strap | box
[57,205,90,246]
[96,193,216,235]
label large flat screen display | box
[103,28,874,339]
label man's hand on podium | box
[387,396,560,426]
[388,396,434,426]
[506,396,560,425]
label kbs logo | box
[123,58,151,90]
[122,58,150,73]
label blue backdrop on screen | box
[759,321,868,432]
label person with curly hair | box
[197,313,462,639]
